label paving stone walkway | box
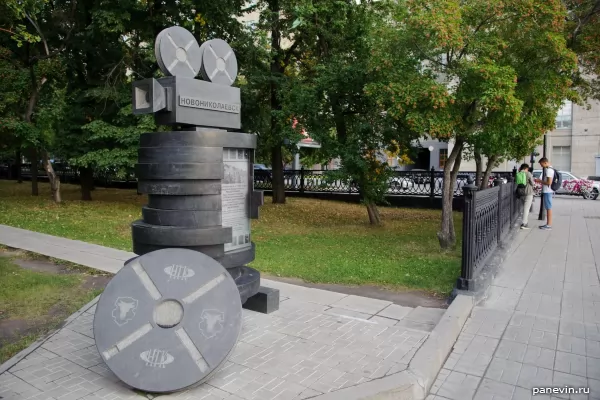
[429,197,600,400]
[0,226,445,400]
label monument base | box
[243,286,280,314]
[235,266,261,305]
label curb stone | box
[311,294,474,400]
[0,296,100,375]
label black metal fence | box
[458,179,521,291]
[0,163,137,186]
[255,168,514,198]
[0,163,515,198]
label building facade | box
[531,100,600,177]
[424,100,600,177]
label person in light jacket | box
[516,163,535,229]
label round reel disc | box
[154,28,169,75]
[155,26,202,78]
[93,248,242,393]
[199,39,238,86]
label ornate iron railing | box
[0,163,136,185]
[1,163,515,198]
[254,168,514,198]
[458,179,521,291]
[498,183,513,240]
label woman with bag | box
[516,163,535,229]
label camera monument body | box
[92,26,270,394]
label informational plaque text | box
[222,148,251,252]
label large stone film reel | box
[93,248,242,393]
[155,27,238,86]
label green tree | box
[0,0,77,201]
[55,0,256,200]
[371,0,577,247]
[565,0,600,100]
[281,0,408,224]
[0,43,30,174]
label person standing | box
[516,163,535,229]
[535,157,554,230]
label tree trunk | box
[271,145,286,204]
[449,147,463,242]
[268,0,286,204]
[80,167,94,201]
[365,202,381,225]
[479,155,497,190]
[474,149,482,187]
[16,150,22,183]
[438,140,464,249]
[29,147,39,196]
[41,151,61,203]
[24,57,47,197]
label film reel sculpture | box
[93,249,242,393]
[154,26,238,85]
[93,27,263,393]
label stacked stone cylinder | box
[131,129,263,303]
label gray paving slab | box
[0,224,133,273]
[0,223,449,399]
[433,197,600,400]
[330,294,392,315]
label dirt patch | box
[0,319,34,343]
[264,275,449,308]
[0,250,111,363]
[12,258,65,274]
[82,275,112,290]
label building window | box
[551,146,571,172]
[555,101,572,129]
[439,149,448,169]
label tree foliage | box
[0,0,590,247]
[370,0,577,247]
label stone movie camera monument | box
[131,26,263,303]
[93,26,275,393]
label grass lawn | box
[0,181,462,295]
[0,249,105,363]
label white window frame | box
[551,145,571,172]
[555,101,572,129]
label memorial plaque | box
[222,148,251,252]
[153,77,242,129]
[93,248,242,393]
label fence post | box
[299,167,305,194]
[458,181,478,290]
[507,176,515,225]
[429,166,435,198]
[497,179,505,245]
